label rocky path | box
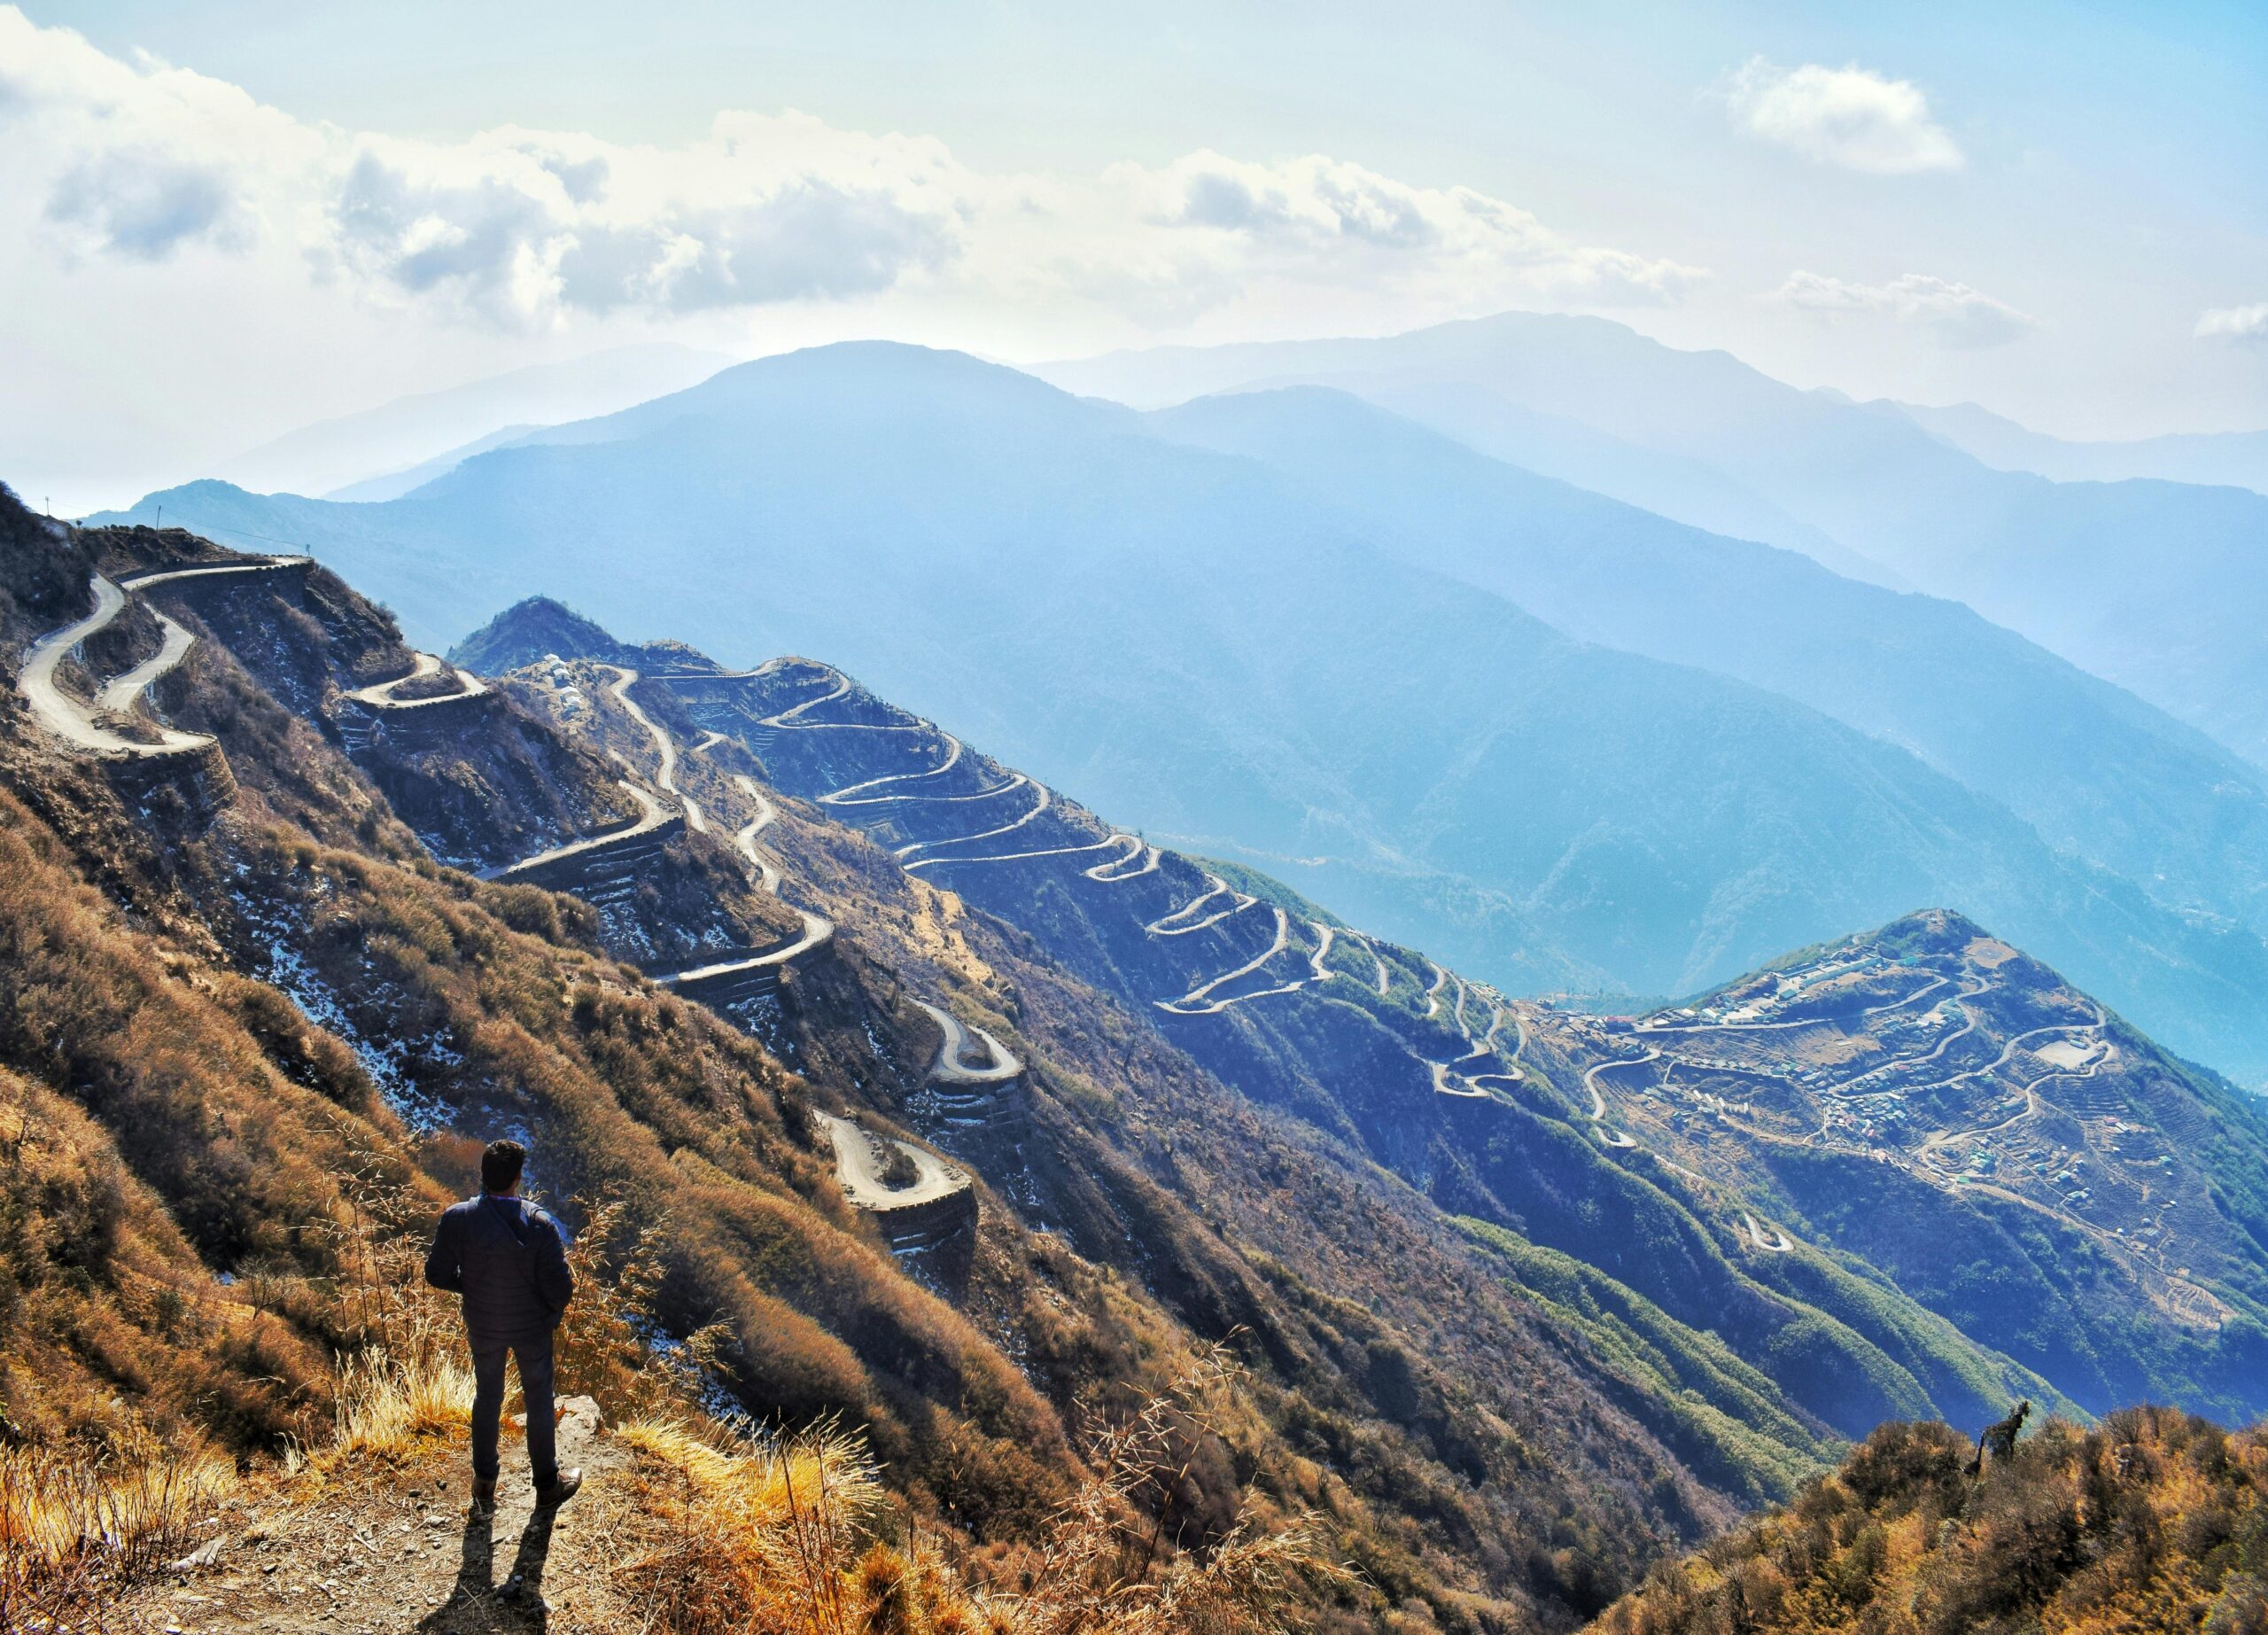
[112,1398,641,1633]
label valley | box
[5,494,2265,1630]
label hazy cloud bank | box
[0,7,1701,331]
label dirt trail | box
[112,1398,649,1633]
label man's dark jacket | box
[423,1194,574,1343]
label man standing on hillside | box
[424,1139,581,1515]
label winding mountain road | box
[493,780,673,879]
[1146,874,1251,935]
[1086,837,1160,882]
[818,1112,967,1214]
[21,560,305,755]
[346,650,491,712]
[897,782,1052,859]
[1344,930,1391,996]
[605,666,704,833]
[727,775,785,892]
[646,770,834,977]
[1581,1045,1659,1148]
[95,607,197,715]
[911,1000,1022,1086]
[1155,907,1292,1016]
[1742,1213,1795,1253]
[902,830,1136,874]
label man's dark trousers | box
[424,1191,576,1491]
[471,1336,557,1490]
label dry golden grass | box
[609,1346,1350,1635]
[0,1435,234,1631]
[322,1345,479,1468]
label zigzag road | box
[20,560,307,755]
[347,649,490,713]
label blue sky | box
[6,1,2263,510]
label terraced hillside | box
[458,597,2268,1440]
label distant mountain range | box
[1894,398,2268,496]
[214,341,734,501]
[1038,312,2268,773]
[98,340,2268,1083]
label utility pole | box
[154,506,163,529]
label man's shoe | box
[469,1477,497,1519]
[534,1468,582,1508]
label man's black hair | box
[481,1139,527,1195]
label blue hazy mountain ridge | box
[1038,312,2268,771]
[216,340,737,500]
[326,422,543,502]
[104,342,2268,1081]
[1218,371,1907,590]
[1145,386,2268,952]
[1896,399,2268,497]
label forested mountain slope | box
[1149,386,2268,957]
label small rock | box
[167,1537,225,1571]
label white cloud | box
[1774,270,2035,348]
[0,7,1699,332]
[44,148,246,259]
[2195,303,2268,346]
[1723,58,1963,175]
[1112,151,1705,306]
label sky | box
[4,0,2264,514]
